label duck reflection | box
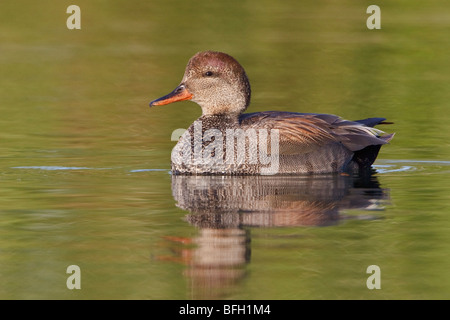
[164,173,389,299]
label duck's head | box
[150,51,251,116]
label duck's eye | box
[204,71,214,77]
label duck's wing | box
[240,111,393,155]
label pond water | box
[1,0,449,299]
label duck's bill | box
[149,85,193,107]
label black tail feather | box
[352,118,394,172]
[355,117,394,127]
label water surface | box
[1,0,449,299]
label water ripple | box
[129,169,168,173]
[11,166,170,173]
[374,160,450,174]
[12,166,93,170]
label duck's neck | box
[198,113,240,127]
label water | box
[1,0,450,299]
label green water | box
[1,0,449,299]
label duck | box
[149,51,394,175]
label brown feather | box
[240,111,391,155]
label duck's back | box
[239,111,393,174]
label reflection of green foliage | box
[0,0,449,299]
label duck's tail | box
[352,118,395,171]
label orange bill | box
[149,85,193,107]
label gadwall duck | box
[150,51,394,175]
